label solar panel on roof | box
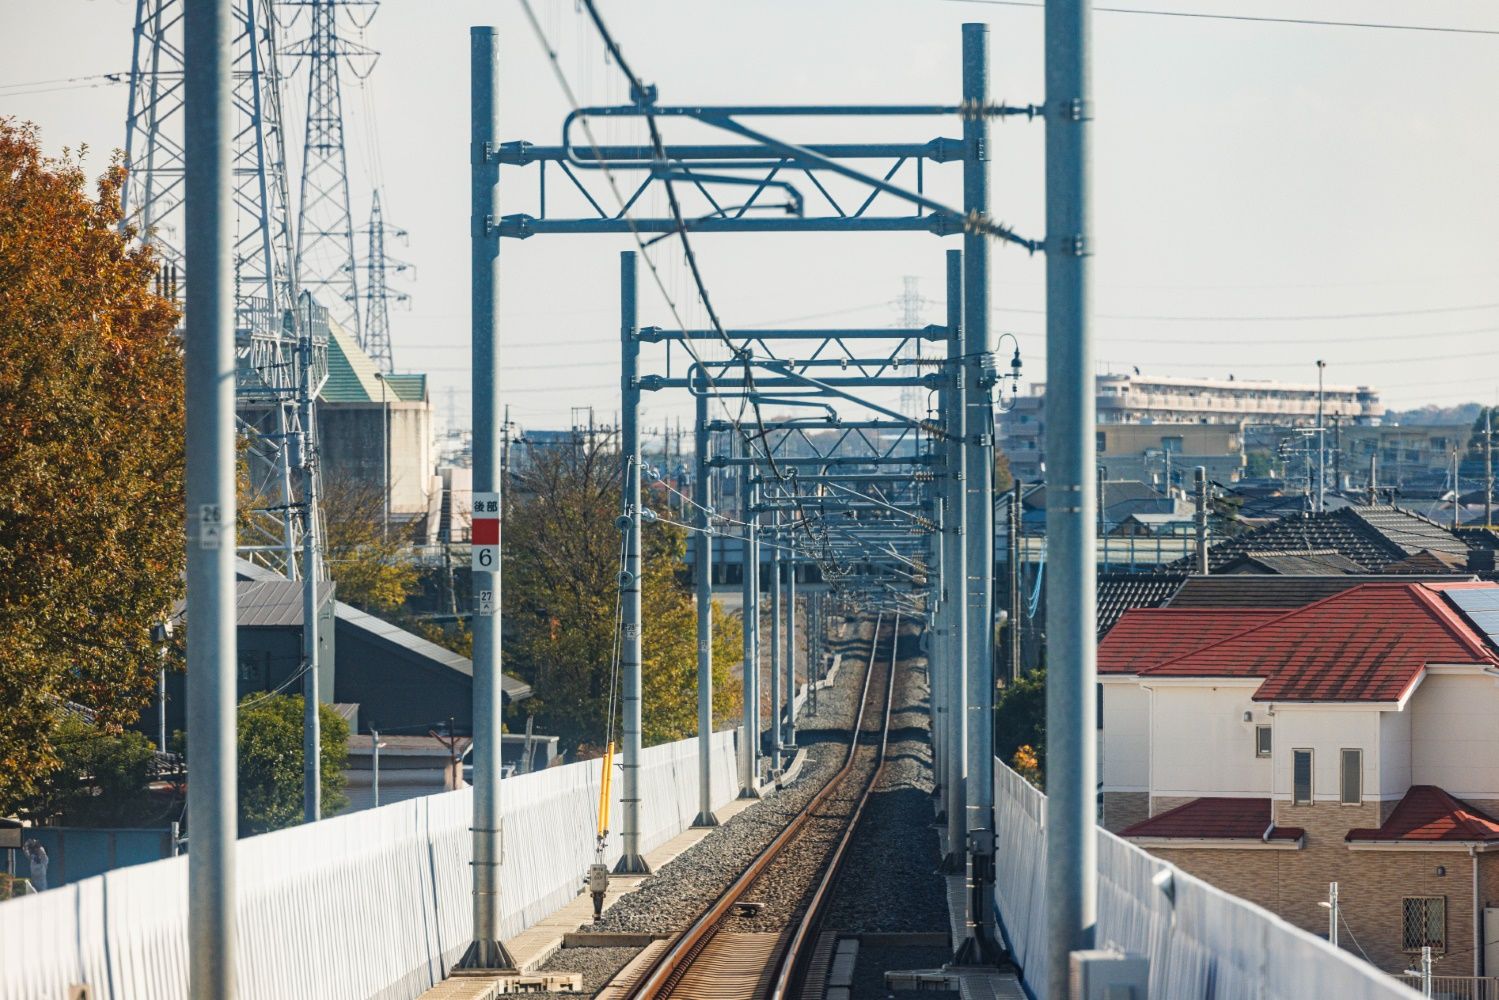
[1445,589,1499,649]
[1449,589,1499,613]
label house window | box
[1255,726,1272,758]
[1293,749,1314,804]
[1340,749,1363,805]
[1097,431,1107,453]
[1403,897,1446,952]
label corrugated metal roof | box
[236,579,335,627]
[233,558,532,701]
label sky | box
[3,0,1498,437]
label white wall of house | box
[1270,705,1383,804]
[1146,681,1270,800]
[1102,679,1150,793]
[1378,708,1411,801]
[1409,669,1499,798]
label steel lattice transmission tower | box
[121,0,328,581]
[896,276,926,419]
[283,0,377,345]
[358,188,410,372]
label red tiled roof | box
[1098,608,1281,675]
[1143,583,1498,702]
[1122,797,1304,842]
[1347,786,1499,843]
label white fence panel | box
[992,759,1421,1000]
[2,730,737,1000]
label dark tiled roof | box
[1220,549,1368,575]
[1096,572,1187,636]
[1347,786,1499,843]
[1151,583,1498,701]
[1168,574,1472,609]
[1176,505,1471,574]
[1100,608,1280,675]
[1123,797,1303,842]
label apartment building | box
[1002,373,1382,481]
[1100,581,1499,977]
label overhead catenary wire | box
[942,0,1499,37]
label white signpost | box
[472,492,499,617]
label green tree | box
[0,121,184,811]
[505,436,742,752]
[235,694,349,834]
[319,473,421,615]
[19,715,173,827]
[995,668,1046,786]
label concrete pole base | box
[455,938,518,972]
[951,931,1003,968]
[937,851,965,875]
[612,854,651,875]
[738,785,763,800]
[691,811,721,828]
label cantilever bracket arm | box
[555,104,1043,252]
[751,359,949,439]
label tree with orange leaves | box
[0,120,184,812]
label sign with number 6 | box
[472,491,499,571]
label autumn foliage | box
[0,120,185,810]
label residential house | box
[1101,581,1499,977]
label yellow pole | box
[597,741,615,839]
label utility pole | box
[1194,466,1209,575]
[785,533,798,750]
[1368,454,1378,506]
[692,387,718,827]
[1008,480,1022,684]
[1044,0,1098,991]
[300,306,323,824]
[739,466,760,798]
[458,27,515,971]
[769,507,783,772]
[1315,360,1326,514]
[1452,446,1461,531]
[1486,406,1494,527]
[1327,882,1339,948]
[183,0,238,992]
[616,252,649,872]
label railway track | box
[605,612,901,1000]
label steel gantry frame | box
[467,18,1058,975]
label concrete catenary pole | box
[184,1,237,992]
[459,26,516,970]
[941,248,967,873]
[1044,0,1099,993]
[739,469,760,797]
[769,507,783,771]
[1194,466,1209,575]
[958,23,998,963]
[616,251,649,871]
[693,388,719,826]
[785,531,798,749]
[300,314,322,825]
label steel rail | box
[619,612,896,999]
[769,613,900,999]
